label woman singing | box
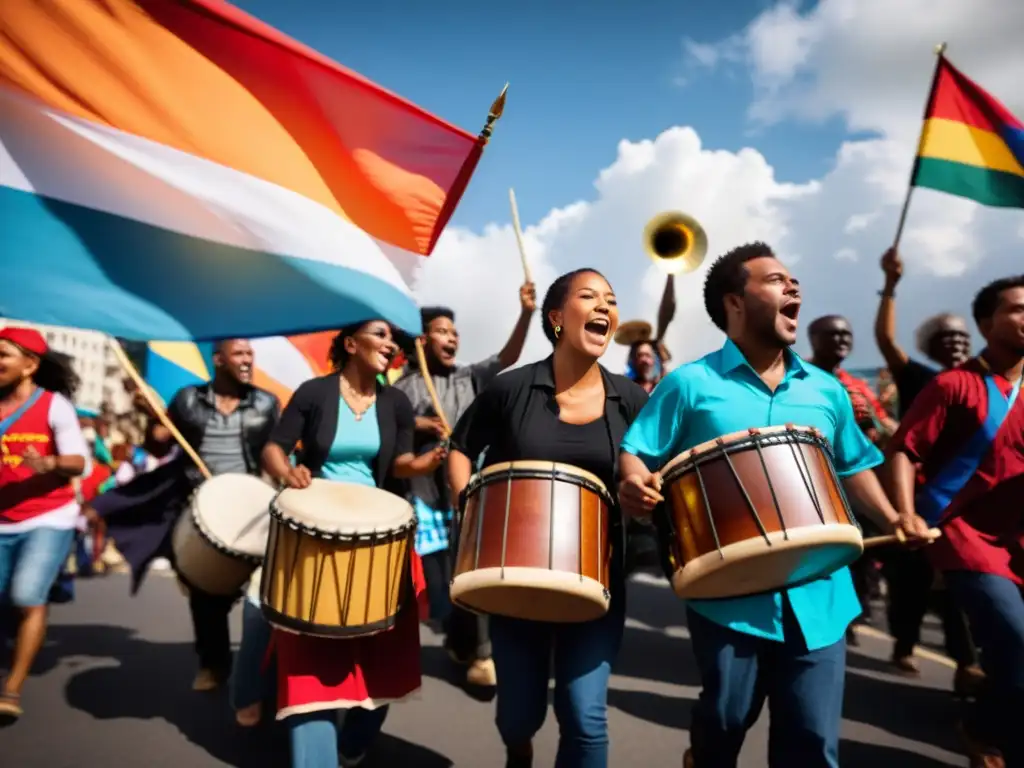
[448,269,648,768]
[0,328,89,720]
[261,320,446,768]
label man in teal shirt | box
[618,242,931,768]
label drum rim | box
[185,493,266,566]
[661,427,832,484]
[466,463,614,507]
[269,502,418,541]
[478,460,607,492]
[260,601,403,639]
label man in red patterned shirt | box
[809,315,898,443]
[887,275,1024,768]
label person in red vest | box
[0,327,90,721]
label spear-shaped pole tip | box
[480,82,509,144]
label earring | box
[554,325,561,338]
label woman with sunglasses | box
[260,320,447,768]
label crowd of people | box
[0,244,1021,768]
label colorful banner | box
[0,0,487,341]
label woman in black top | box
[448,269,648,768]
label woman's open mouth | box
[584,318,610,341]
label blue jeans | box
[687,601,846,768]
[288,706,390,767]
[0,528,76,607]
[490,583,626,768]
[230,600,275,711]
[945,571,1024,765]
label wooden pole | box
[413,337,452,438]
[863,527,941,549]
[892,42,948,249]
[107,338,212,479]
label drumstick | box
[413,337,452,438]
[508,188,533,284]
[863,528,941,549]
[108,337,213,479]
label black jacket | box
[168,382,280,483]
[267,374,414,495]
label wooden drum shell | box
[661,426,863,600]
[451,461,612,623]
[260,511,414,639]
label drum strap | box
[0,388,44,438]
[916,370,1021,525]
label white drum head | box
[192,473,275,558]
[274,478,414,535]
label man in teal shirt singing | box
[618,242,931,768]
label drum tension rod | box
[721,450,773,545]
[752,440,788,540]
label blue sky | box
[241,0,853,230]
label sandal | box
[0,691,23,719]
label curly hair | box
[915,312,963,357]
[328,322,374,372]
[702,242,775,332]
[14,348,80,400]
[540,268,608,345]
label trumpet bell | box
[643,211,708,275]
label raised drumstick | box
[508,187,533,284]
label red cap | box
[0,327,49,356]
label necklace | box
[340,376,377,421]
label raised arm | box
[496,282,537,370]
[874,248,910,375]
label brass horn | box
[642,211,708,275]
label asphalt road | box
[2,570,970,767]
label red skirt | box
[271,550,430,719]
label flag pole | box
[892,42,948,249]
[107,337,213,479]
[479,83,509,145]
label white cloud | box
[412,0,1024,373]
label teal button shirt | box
[621,340,882,651]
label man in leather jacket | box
[93,339,279,692]
[164,339,278,691]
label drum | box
[171,473,274,596]
[260,479,416,638]
[659,425,862,600]
[451,460,613,623]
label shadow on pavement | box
[614,623,700,688]
[840,739,964,767]
[844,652,965,755]
[607,687,696,731]
[35,623,451,768]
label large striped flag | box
[914,55,1024,208]
[0,1,494,341]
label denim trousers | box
[489,579,626,768]
[288,706,390,768]
[687,601,846,768]
[945,570,1024,766]
[0,527,75,607]
[229,600,275,711]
